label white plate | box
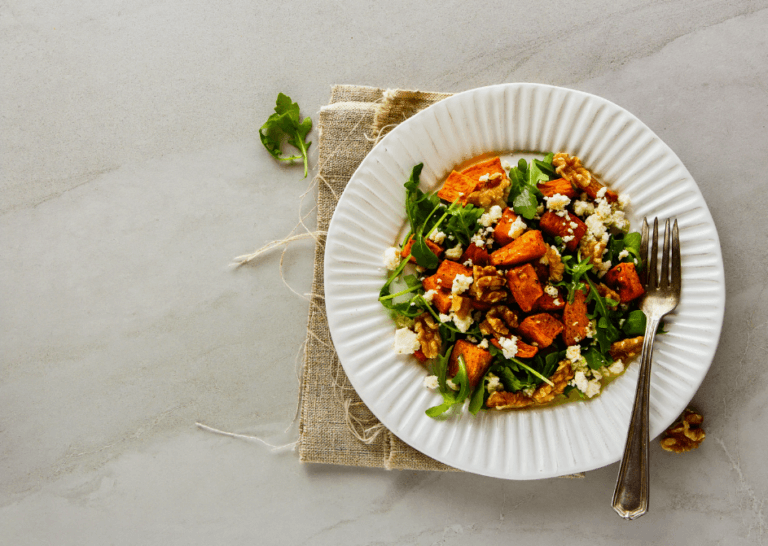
[324,83,724,479]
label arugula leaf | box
[469,372,489,415]
[443,203,484,246]
[585,276,622,352]
[582,346,612,370]
[378,255,424,318]
[259,93,313,178]
[426,354,471,419]
[622,310,647,336]
[606,231,642,263]
[410,237,439,269]
[512,186,539,219]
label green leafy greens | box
[259,93,313,178]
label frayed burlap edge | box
[297,84,584,478]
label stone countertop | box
[2,1,767,544]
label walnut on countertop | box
[660,408,706,453]
[479,305,519,339]
[609,336,644,361]
[413,312,441,359]
[469,265,507,303]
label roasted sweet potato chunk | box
[562,288,589,346]
[537,178,578,199]
[605,262,645,303]
[447,339,494,388]
[493,207,523,246]
[435,260,472,287]
[539,211,587,252]
[421,275,453,314]
[413,349,428,364]
[460,156,506,181]
[490,230,548,267]
[506,264,544,313]
[437,170,479,205]
[459,242,490,267]
[490,338,538,359]
[517,313,564,348]
[401,235,443,263]
[583,179,618,203]
[534,289,566,311]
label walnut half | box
[479,305,519,339]
[660,408,705,453]
[609,336,644,361]
[413,312,441,359]
[470,265,507,303]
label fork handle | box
[611,316,661,520]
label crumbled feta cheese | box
[611,210,629,231]
[451,274,474,295]
[546,193,571,211]
[572,370,589,393]
[572,200,595,217]
[451,312,474,333]
[423,375,439,389]
[478,205,503,227]
[423,289,437,303]
[415,265,425,273]
[522,386,535,397]
[552,298,562,306]
[618,249,629,261]
[446,379,460,391]
[471,232,486,248]
[501,160,512,171]
[507,216,527,240]
[562,235,575,243]
[484,227,494,236]
[394,328,420,354]
[428,230,446,245]
[445,243,463,259]
[486,373,502,393]
[478,338,489,349]
[596,260,612,278]
[585,214,607,238]
[596,187,607,199]
[438,313,451,323]
[536,204,545,215]
[478,173,490,182]
[545,285,559,297]
[608,360,625,375]
[463,260,473,267]
[585,379,602,398]
[618,193,631,209]
[383,247,401,270]
[596,199,612,220]
[467,336,477,343]
[497,336,519,359]
[566,345,582,363]
[569,221,579,229]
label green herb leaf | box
[259,93,313,178]
[426,354,471,419]
[622,310,647,336]
[511,186,537,219]
[582,346,612,370]
[443,203,484,246]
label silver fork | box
[612,217,681,520]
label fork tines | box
[640,217,681,290]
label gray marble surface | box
[2,1,767,544]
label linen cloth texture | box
[297,84,583,478]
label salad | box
[380,153,649,419]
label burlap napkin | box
[298,84,583,478]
